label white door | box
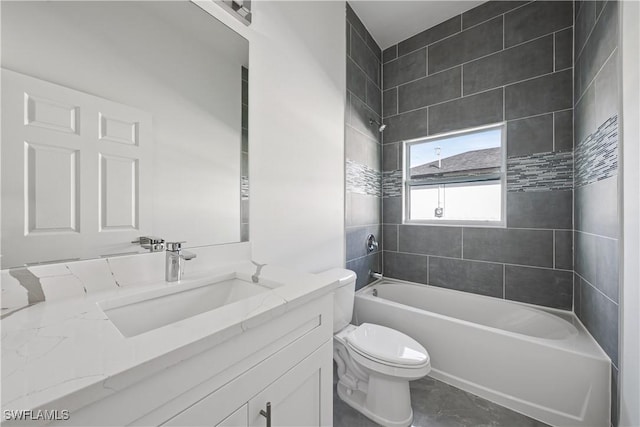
[1,69,152,266]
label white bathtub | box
[354,279,610,427]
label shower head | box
[369,118,386,132]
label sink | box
[99,275,270,337]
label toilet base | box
[336,380,413,427]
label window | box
[405,123,505,226]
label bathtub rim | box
[355,277,610,363]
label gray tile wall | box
[381,0,575,311]
[345,4,383,290]
[573,2,620,425]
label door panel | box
[24,142,80,233]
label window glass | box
[409,181,502,221]
[405,125,504,225]
[409,128,502,180]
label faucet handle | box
[166,241,186,251]
[132,236,165,252]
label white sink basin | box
[99,275,269,337]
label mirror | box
[1,1,249,268]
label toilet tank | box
[316,268,356,333]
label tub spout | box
[369,270,383,280]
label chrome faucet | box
[132,236,165,252]
[165,241,197,282]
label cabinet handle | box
[259,402,271,427]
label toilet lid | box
[346,323,428,367]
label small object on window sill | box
[434,207,444,218]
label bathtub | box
[354,279,610,427]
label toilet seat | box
[345,323,429,369]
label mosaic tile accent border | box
[575,115,618,188]
[241,176,249,200]
[383,151,573,195]
[346,159,381,197]
[383,170,403,198]
[507,151,573,192]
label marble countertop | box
[1,261,339,413]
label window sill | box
[403,219,506,228]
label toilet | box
[320,268,430,427]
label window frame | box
[403,122,507,228]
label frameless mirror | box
[1,1,249,268]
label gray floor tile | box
[334,370,549,427]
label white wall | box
[620,1,640,425]
[249,1,346,272]
[197,0,346,273]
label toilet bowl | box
[319,268,430,427]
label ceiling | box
[349,1,486,50]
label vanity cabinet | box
[248,344,328,427]
[166,340,331,426]
[217,405,248,427]
[60,293,333,427]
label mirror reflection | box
[1,1,249,268]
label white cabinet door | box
[216,404,248,427]
[1,69,152,266]
[248,341,333,427]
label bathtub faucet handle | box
[366,234,379,253]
